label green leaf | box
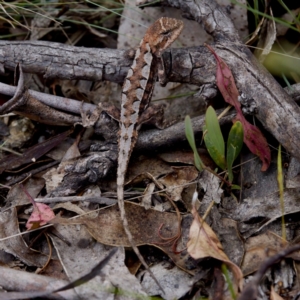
[227,145,236,183]
[185,116,203,171]
[203,106,226,170]
[230,184,241,190]
[205,106,225,155]
[227,121,244,182]
[204,134,226,170]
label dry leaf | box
[199,169,223,204]
[142,183,155,209]
[126,156,173,184]
[242,231,289,276]
[158,166,198,201]
[140,261,193,300]
[254,8,277,63]
[187,206,243,292]
[50,203,197,273]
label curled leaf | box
[187,205,243,293]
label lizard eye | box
[162,30,171,36]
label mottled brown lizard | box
[117,17,183,290]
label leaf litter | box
[0,1,299,299]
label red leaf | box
[206,44,240,108]
[236,114,270,171]
[20,184,55,230]
[26,203,55,230]
[205,44,271,171]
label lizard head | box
[144,17,184,54]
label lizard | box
[117,17,183,291]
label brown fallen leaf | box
[187,205,243,293]
[50,202,198,273]
[238,244,300,300]
[126,156,173,185]
[84,202,180,248]
[158,166,198,202]
[242,231,289,276]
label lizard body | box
[117,17,183,290]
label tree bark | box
[0,40,131,83]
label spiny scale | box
[117,17,183,292]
